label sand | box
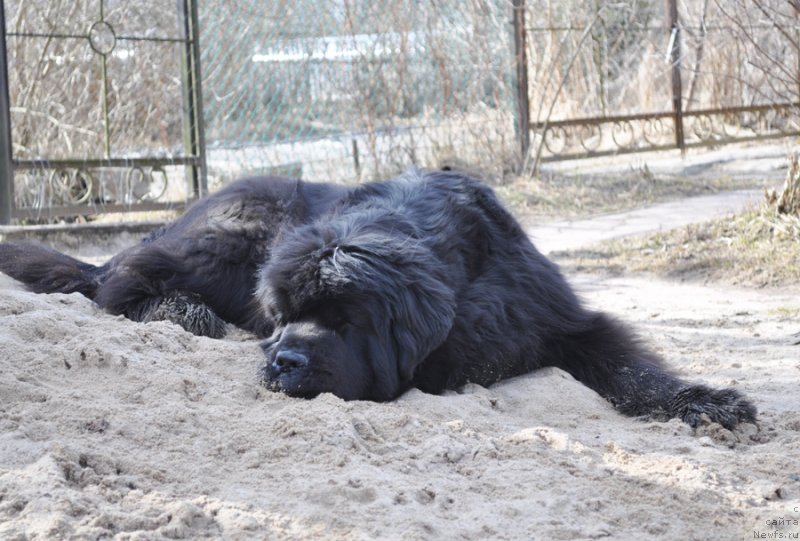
[1,265,799,540]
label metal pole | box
[666,0,685,151]
[793,1,800,103]
[188,0,207,196]
[512,0,531,162]
[180,0,208,199]
[0,0,14,224]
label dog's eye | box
[312,303,350,331]
[326,312,350,332]
[333,315,350,330]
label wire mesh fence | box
[199,0,518,189]
[1,0,799,223]
[524,0,800,164]
[1,0,204,222]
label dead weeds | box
[551,206,800,287]
[496,168,764,222]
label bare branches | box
[4,0,800,196]
[714,0,800,104]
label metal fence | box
[0,0,206,224]
[522,0,800,164]
[0,0,798,224]
[198,0,517,190]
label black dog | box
[0,176,346,338]
[0,170,756,429]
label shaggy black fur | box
[0,176,348,338]
[0,170,757,429]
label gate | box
[0,0,206,224]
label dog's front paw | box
[144,292,227,339]
[669,385,757,430]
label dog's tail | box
[0,241,104,298]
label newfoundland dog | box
[0,169,756,429]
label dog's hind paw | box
[669,385,757,430]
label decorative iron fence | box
[0,0,205,224]
[521,1,800,164]
[0,0,798,224]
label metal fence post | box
[512,0,531,163]
[0,1,14,224]
[666,0,685,151]
[180,0,208,199]
[794,2,800,103]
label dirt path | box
[1,267,798,540]
[526,189,763,254]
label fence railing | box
[0,0,206,224]
[519,0,800,167]
[0,0,798,224]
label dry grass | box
[90,210,182,224]
[37,166,787,293]
[496,168,765,223]
[66,166,764,227]
[552,206,800,287]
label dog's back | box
[0,176,350,337]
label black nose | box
[273,350,309,373]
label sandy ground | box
[1,260,799,540]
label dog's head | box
[256,214,456,401]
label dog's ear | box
[387,266,455,383]
[283,226,456,398]
[321,238,456,387]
